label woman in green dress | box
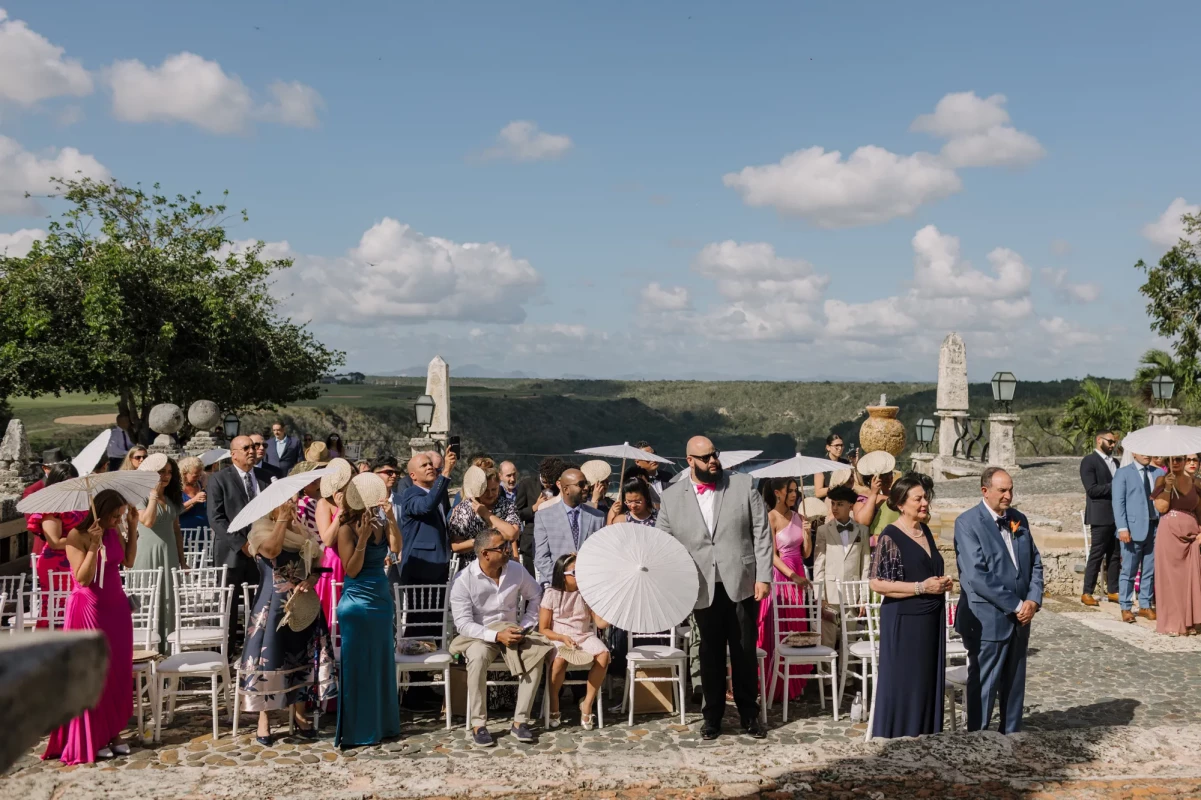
[133,453,185,651]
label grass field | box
[5,376,1140,472]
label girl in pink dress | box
[756,478,813,701]
[43,489,138,764]
[539,552,611,730]
[27,462,87,628]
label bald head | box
[408,452,438,488]
[557,468,587,508]
[230,435,255,470]
[686,436,721,483]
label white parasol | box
[576,441,675,494]
[71,429,113,477]
[228,466,335,532]
[719,450,762,470]
[1120,425,1201,459]
[200,448,231,467]
[575,523,699,633]
[749,453,849,479]
[17,470,161,588]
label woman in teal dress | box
[133,453,185,650]
[335,472,403,749]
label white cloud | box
[640,282,690,311]
[106,52,322,134]
[1141,197,1200,250]
[482,121,573,162]
[260,218,541,325]
[1038,316,1103,348]
[1040,267,1101,304]
[911,91,1045,168]
[0,9,93,106]
[0,134,109,214]
[722,145,961,228]
[693,240,829,304]
[911,225,1031,299]
[0,227,45,256]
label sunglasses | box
[376,469,398,477]
[564,481,591,490]
[130,454,146,462]
[252,443,266,449]
[1100,438,1117,446]
[234,445,255,452]
[689,451,721,462]
[564,570,576,577]
[481,546,509,556]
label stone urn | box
[860,405,906,457]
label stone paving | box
[6,600,1201,798]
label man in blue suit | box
[954,466,1044,734]
[264,421,303,476]
[1111,452,1162,623]
[399,449,458,584]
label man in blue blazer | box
[1111,452,1162,623]
[264,422,303,476]
[533,466,605,586]
[399,449,458,584]
[954,467,1044,734]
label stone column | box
[1147,407,1182,427]
[408,435,440,458]
[183,400,224,455]
[425,355,450,449]
[146,404,184,459]
[0,418,34,499]
[935,410,969,459]
[931,332,971,481]
[987,413,1021,471]
[910,452,935,477]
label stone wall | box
[937,542,1083,597]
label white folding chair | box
[944,663,969,731]
[328,581,343,659]
[123,567,164,742]
[175,565,228,590]
[154,584,234,741]
[394,583,454,730]
[624,629,687,726]
[945,593,967,664]
[767,582,839,722]
[166,567,228,654]
[180,526,214,568]
[45,570,73,631]
[835,579,881,709]
[0,574,25,634]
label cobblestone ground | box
[7,600,1201,799]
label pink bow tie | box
[695,483,716,495]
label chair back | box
[393,583,450,650]
[945,592,962,642]
[45,570,73,630]
[180,526,214,568]
[173,583,233,656]
[771,580,820,646]
[329,581,343,648]
[242,583,260,616]
[628,628,679,649]
[122,568,163,650]
[836,579,881,649]
[175,565,228,590]
[0,574,26,633]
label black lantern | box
[915,418,936,452]
[1151,374,1175,408]
[222,412,240,439]
[414,394,436,432]
[991,371,1018,413]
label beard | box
[691,462,723,484]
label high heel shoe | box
[292,717,317,740]
[112,743,131,756]
[547,712,562,730]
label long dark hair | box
[551,552,576,592]
[45,461,79,487]
[72,489,127,536]
[158,457,184,507]
[759,476,797,512]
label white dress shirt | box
[690,478,717,534]
[275,437,287,459]
[981,499,1022,613]
[450,559,542,643]
[1094,449,1116,477]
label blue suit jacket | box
[533,502,605,585]
[399,476,451,572]
[1111,462,1163,542]
[954,503,1044,642]
[264,435,303,475]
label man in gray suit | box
[656,436,773,739]
[534,466,605,586]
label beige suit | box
[812,519,871,648]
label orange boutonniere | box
[1009,520,1020,534]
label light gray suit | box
[533,501,605,585]
[655,471,773,729]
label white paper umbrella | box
[575,523,699,633]
[71,429,113,477]
[200,448,231,467]
[576,441,675,495]
[749,453,849,479]
[719,450,762,470]
[228,466,335,532]
[1121,425,1201,458]
[17,469,161,515]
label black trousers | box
[1082,523,1120,595]
[693,583,759,728]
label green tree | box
[0,176,343,440]
[1136,210,1201,407]
[1057,378,1140,453]
[1132,348,1196,410]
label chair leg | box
[211,675,220,740]
[134,672,144,743]
[167,676,179,724]
[830,659,839,722]
[153,676,164,742]
[781,661,789,723]
[464,683,471,732]
[758,658,767,726]
[542,678,550,729]
[766,653,779,711]
[443,668,452,730]
[627,665,635,727]
[233,680,240,737]
[817,666,826,709]
[676,665,685,726]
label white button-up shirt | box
[1094,449,1116,477]
[450,559,542,643]
[275,437,287,459]
[981,500,1022,613]
[690,479,717,534]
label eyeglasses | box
[688,451,721,462]
[481,546,507,556]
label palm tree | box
[1132,349,1196,409]
[1057,379,1141,453]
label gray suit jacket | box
[655,472,772,609]
[533,502,605,585]
[812,519,870,605]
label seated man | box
[449,528,552,748]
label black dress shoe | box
[293,726,317,740]
[741,720,767,739]
[255,735,274,746]
[700,724,721,740]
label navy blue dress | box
[870,523,945,738]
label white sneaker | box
[97,747,115,759]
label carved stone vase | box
[860,405,906,457]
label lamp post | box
[1151,375,1176,409]
[222,413,240,440]
[915,418,936,453]
[991,371,1018,414]
[414,394,435,433]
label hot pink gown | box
[756,512,811,700]
[43,527,133,765]
[29,511,88,628]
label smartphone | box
[447,435,461,458]
[520,625,533,635]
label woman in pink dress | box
[28,462,87,628]
[756,477,813,701]
[43,489,138,764]
[314,459,353,620]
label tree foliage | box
[1136,210,1201,409]
[1132,348,1196,411]
[0,176,343,439]
[1057,378,1141,453]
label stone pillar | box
[1147,407,1182,427]
[146,404,184,459]
[426,356,450,449]
[408,436,440,459]
[931,332,971,482]
[183,400,224,456]
[987,413,1021,470]
[910,452,935,477]
[0,418,34,499]
[935,411,968,459]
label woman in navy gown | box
[334,472,403,749]
[869,475,953,738]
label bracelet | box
[914,582,922,596]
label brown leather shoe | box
[1106,593,1119,603]
[1138,608,1157,621]
[1081,594,1100,607]
[1121,610,1135,623]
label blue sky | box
[2,2,1198,381]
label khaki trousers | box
[464,639,545,729]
